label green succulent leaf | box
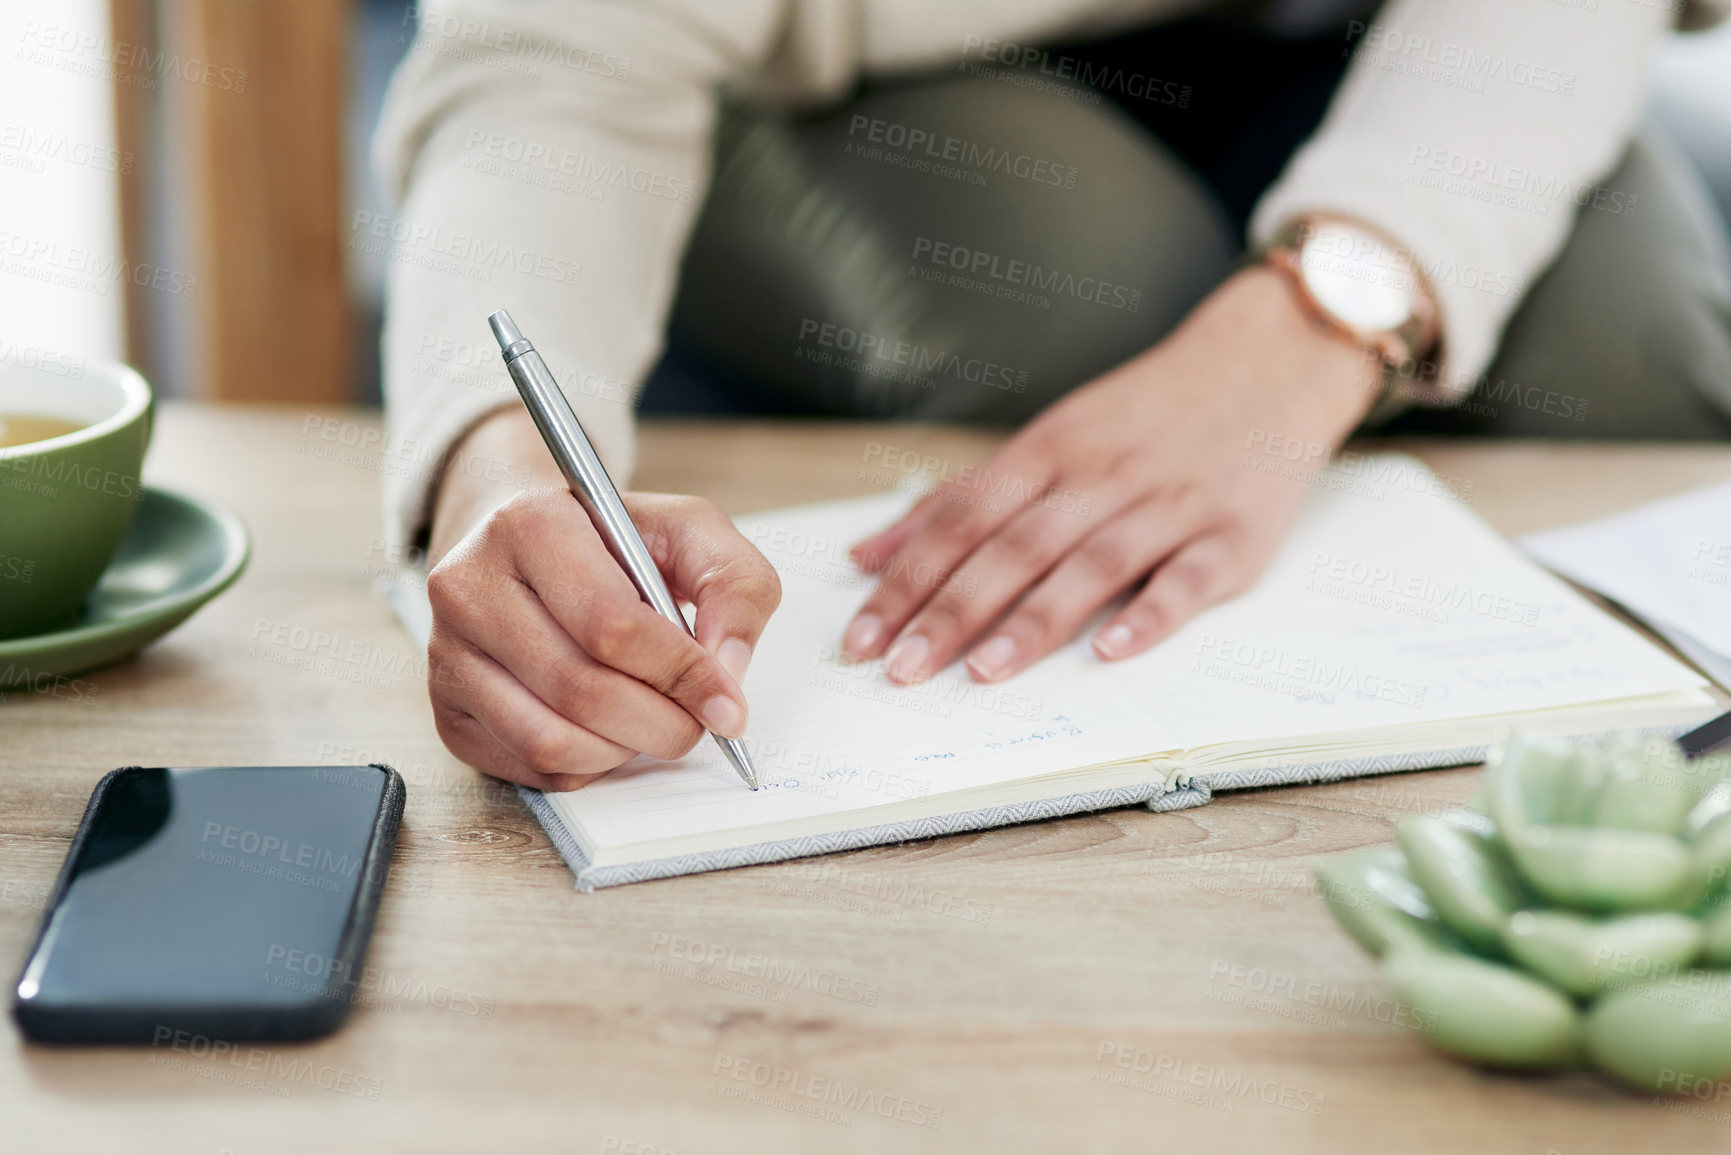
[1396,815,1523,954]
[1508,825,1690,912]
[1485,734,1577,838]
[1687,810,1731,908]
[1553,740,1614,828]
[1382,946,1582,1069]
[1585,971,1731,1092]
[1589,733,1703,835]
[1312,847,1450,959]
[1500,910,1701,997]
[1699,904,1731,967]
[1686,781,1731,838]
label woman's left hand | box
[841,265,1384,685]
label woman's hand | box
[423,408,781,791]
[841,265,1380,685]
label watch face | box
[1296,223,1414,333]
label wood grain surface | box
[5,404,1730,1154]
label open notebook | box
[386,454,1715,889]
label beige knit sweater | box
[373,0,1723,553]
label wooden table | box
[6,403,1731,1154]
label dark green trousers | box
[658,32,1731,439]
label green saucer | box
[0,487,249,682]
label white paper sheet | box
[1521,480,1731,685]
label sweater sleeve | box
[370,0,819,554]
[1250,0,1674,400]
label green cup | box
[0,358,153,638]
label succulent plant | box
[1315,731,1731,1092]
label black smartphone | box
[12,764,404,1044]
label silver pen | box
[488,309,759,790]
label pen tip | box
[487,309,522,350]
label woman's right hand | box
[422,408,781,791]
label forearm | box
[1251,0,1672,394]
[374,0,798,560]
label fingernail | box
[718,637,752,684]
[966,634,1016,681]
[1094,623,1134,660]
[701,695,747,738]
[884,634,930,685]
[842,613,882,659]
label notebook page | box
[1110,455,1708,751]
[547,495,1180,854]
[548,455,1707,853]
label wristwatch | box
[1264,215,1442,395]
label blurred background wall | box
[0,0,411,405]
[0,0,1726,409]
